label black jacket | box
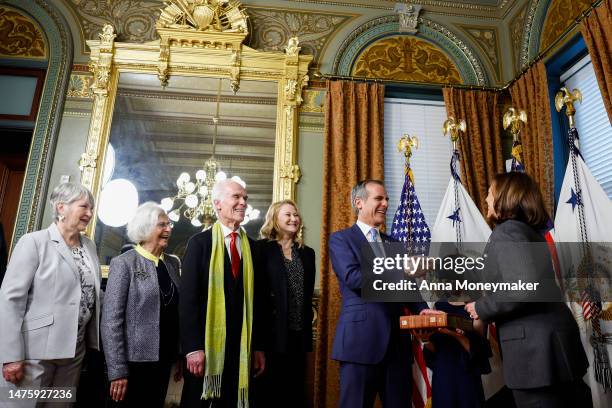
[179,228,267,355]
[258,239,316,353]
[475,219,588,389]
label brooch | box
[135,269,149,281]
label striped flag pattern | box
[390,163,432,408]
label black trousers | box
[110,360,173,408]
[254,331,307,408]
[180,346,241,408]
[511,379,592,408]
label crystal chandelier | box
[160,78,260,228]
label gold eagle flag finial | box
[502,107,527,142]
[555,87,582,128]
[397,134,419,184]
[442,117,466,150]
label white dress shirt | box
[356,220,382,242]
[220,223,242,260]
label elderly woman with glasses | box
[0,182,101,407]
[101,202,181,407]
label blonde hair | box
[260,199,304,247]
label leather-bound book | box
[400,314,474,332]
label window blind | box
[561,55,612,199]
[384,98,453,230]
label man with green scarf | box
[180,179,267,408]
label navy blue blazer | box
[329,224,427,364]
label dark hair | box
[490,172,549,229]
[351,179,385,213]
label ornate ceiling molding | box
[247,7,356,71]
[520,0,548,68]
[333,14,490,85]
[63,0,161,51]
[455,24,502,82]
[285,0,526,18]
[509,4,527,72]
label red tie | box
[229,232,240,279]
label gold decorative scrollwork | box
[82,14,312,240]
[155,1,250,88]
[285,79,298,101]
[79,152,98,170]
[0,6,47,59]
[67,74,94,99]
[89,24,116,93]
[158,43,170,88]
[229,49,241,93]
[280,164,302,184]
[352,36,462,84]
[157,0,248,33]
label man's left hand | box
[252,351,265,378]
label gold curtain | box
[443,88,505,215]
[314,80,385,408]
[581,0,612,123]
[509,62,555,216]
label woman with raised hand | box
[465,172,590,408]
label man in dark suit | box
[180,179,266,408]
[329,179,440,408]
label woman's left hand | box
[109,378,128,402]
[465,302,479,320]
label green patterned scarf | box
[202,221,254,407]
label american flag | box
[390,164,432,408]
[390,166,431,254]
[510,140,526,172]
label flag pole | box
[443,117,466,245]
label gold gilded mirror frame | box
[79,5,312,265]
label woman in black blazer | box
[466,172,590,408]
[257,199,315,408]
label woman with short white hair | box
[0,182,101,407]
[101,201,181,407]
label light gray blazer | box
[0,223,101,364]
[101,249,180,381]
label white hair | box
[127,202,166,244]
[212,179,242,202]
[49,182,95,221]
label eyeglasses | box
[157,221,174,229]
